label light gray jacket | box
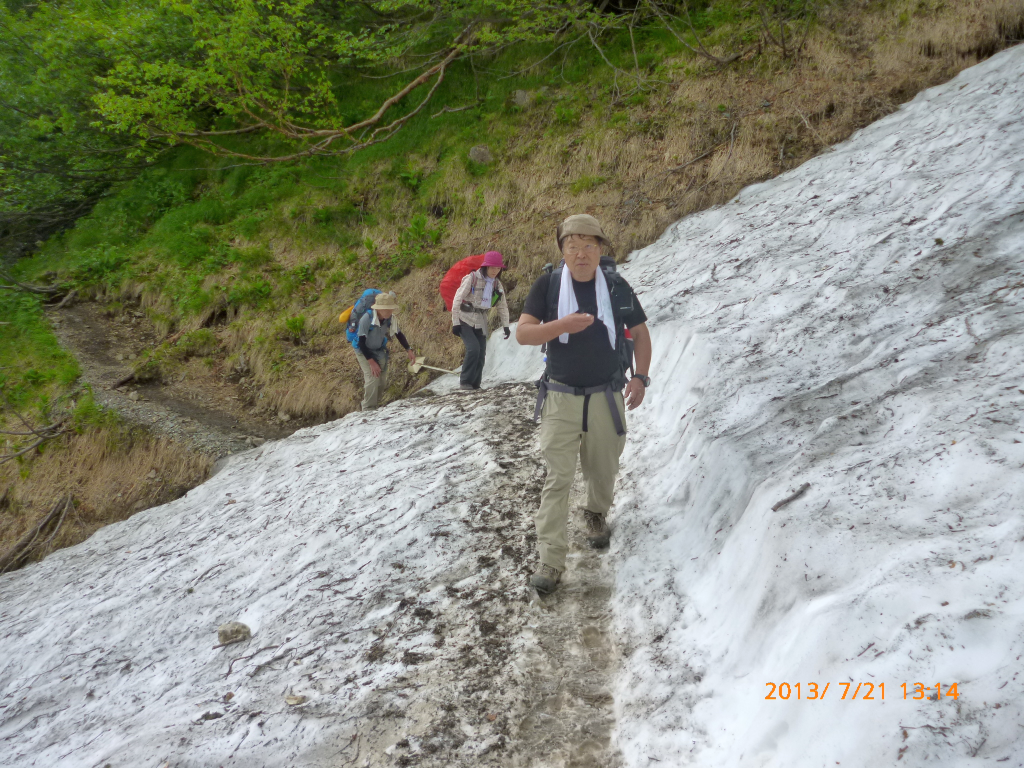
[451,270,510,330]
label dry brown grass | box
[114,0,1024,423]
[0,427,210,570]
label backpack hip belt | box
[533,376,626,437]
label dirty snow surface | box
[3,44,1024,768]
[606,45,1024,766]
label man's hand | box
[624,377,646,410]
[406,348,416,364]
[558,312,595,334]
[368,359,382,378]
[452,325,462,337]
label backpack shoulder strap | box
[544,267,562,323]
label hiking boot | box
[458,383,475,390]
[530,564,562,594]
[583,510,611,549]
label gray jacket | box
[357,310,399,361]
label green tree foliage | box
[94,0,614,161]
[0,0,195,256]
[0,0,623,255]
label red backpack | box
[439,254,486,311]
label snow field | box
[0,386,553,767]
[604,44,1024,767]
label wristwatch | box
[632,374,651,388]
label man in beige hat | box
[354,291,416,411]
[516,214,652,594]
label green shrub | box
[554,105,581,125]
[228,278,274,308]
[236,215,262,239]
[175,328,220,358]
[569,175,607,195]
[375,214,443,280]
[289,263,316,285]
[0,293,80,414]
[230,244,272,269]
[284,315,306,341]
[222,165,256,197]
[72,390,118,431]
[71,248,131,285]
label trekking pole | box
[408,357,459,375]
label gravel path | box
[48,302,288,459]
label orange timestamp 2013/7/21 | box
[765,682,960,701]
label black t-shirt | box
[522,271,647,388]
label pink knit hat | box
[482,250,505,268]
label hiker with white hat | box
[354,291,416,411]
[516,214,652,594]
[451,250,511,390]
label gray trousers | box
[355,351,388,410]
[459,325,487,388]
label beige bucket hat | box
[556,214,609,250]
[371,291,400,311]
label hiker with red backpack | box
[450,250,511,391]
[516,215,652,594]
[348,291,416,411]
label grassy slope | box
[2,0,1023,565]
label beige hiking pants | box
[536,388,627,570]
[355,352,389,411]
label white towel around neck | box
[556,265,616,348]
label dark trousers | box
[459,325,487,388]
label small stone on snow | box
[216,621,251,646]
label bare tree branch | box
[167,27,474,163]
[0,271,64,297]
[648,0,748,66]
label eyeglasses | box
[563,243,601,255]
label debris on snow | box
[216,621,252,647]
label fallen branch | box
[0,418,66,439]
[772,482,810,512]
[191,562,227,586]
[0,495,72,572]
[798,110,825,145]
[53,289,77,310]
[41,496,73,550]
[0,411,66,458]
[0,434,56,466]
[225,645,280,674]
[0,270,64,297]
[666,140,729,173]
[111,373,136,390]
[430,102,480,119]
